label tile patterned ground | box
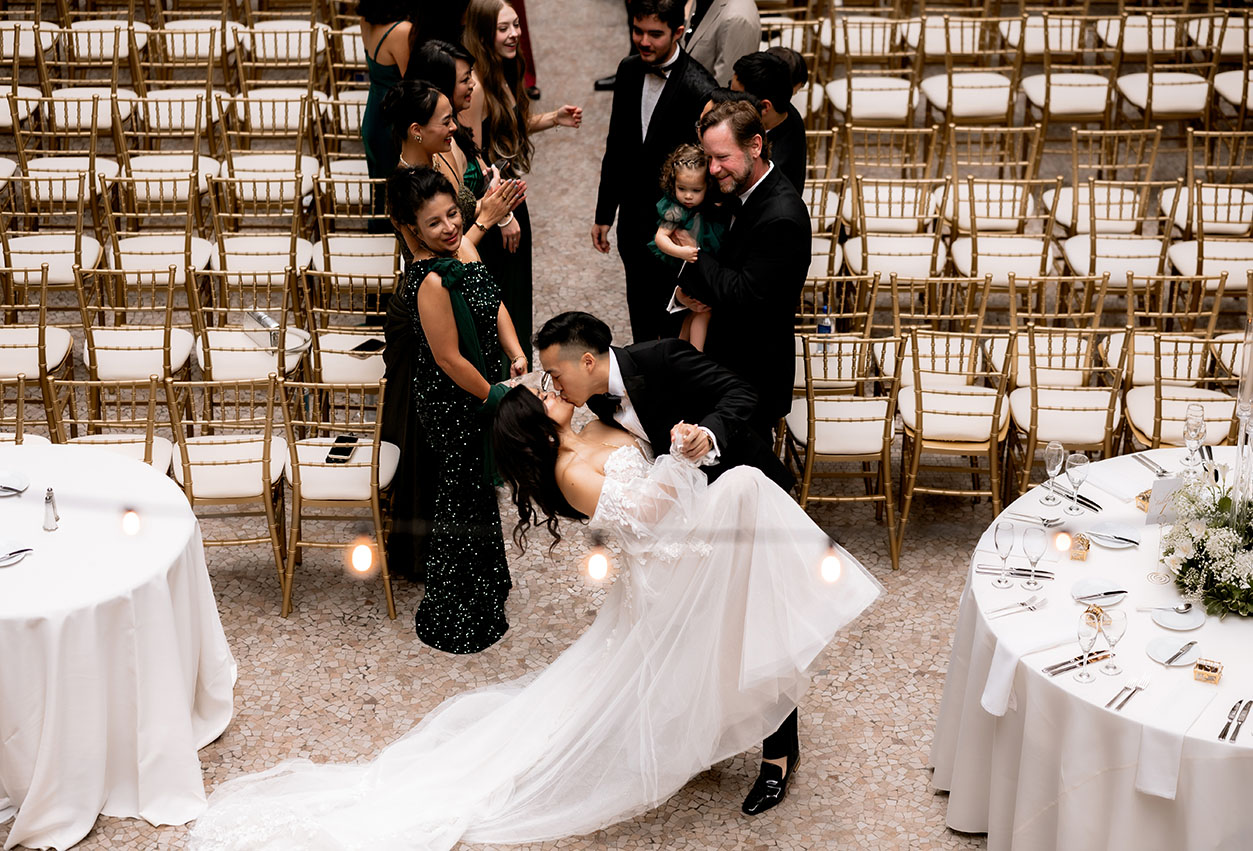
[1,1,987,848]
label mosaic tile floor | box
[1,1,987,847]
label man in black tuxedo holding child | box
[591,0,716,343]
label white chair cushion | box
[1125,385,1236,446]
[115,235,214,282]
[165,19,245,57]
[1044,185,1142,234]
[988,334,1088,387]
[225,153,320,198]
[844,235,946,279]
[1106,330,1208,387]
[285,437,399,500]
[171,433,288,498]
[807,237,843,279]
[1020,73,1111,115]
[898,384,1010,441]
[194,329,311,380]
[793,335,862,390]
[69,20,151,58]
[231,88,329,130]
[0,157,15,184]
[1097,16,1177,54]
[83,327,194,380]
[937,182,1035,231]
[126,155,219,196]
[1167,240,1253,280]
[25,158,120,200]
[0,85,42,129]
[0,432,51,446]
[919,72,1012,118]
[50,87,138,128]
[0,326,73,378]
[139,89,221,131]
[211,236,315,272]
[840,184,937,233]
[1062,235,1166,277]
[1214,70,1253,106]
[7,235,103,284]
[68,434,173,473]
[950,236,1056,285]
[339,24,365,64]
[310,236,399,274]
[1161,185,1253,235]
[1116,72,1210,114]
[1188,17,1247,57]
[802,184,842,232]
[250,20,329,61]
[0,21,55,61]
[314,332,386,384]
[1009,386,1121,444]
[825,77,918,121]
[790,83,824,121]
[1000,16,1084,55]
[784,396,889,456]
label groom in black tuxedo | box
[591,0,716,343]
[535,311,800,815]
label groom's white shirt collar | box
[606,349,720,465]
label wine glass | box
[1100,610,1127,676]
[1182,404,1206,475]
[1041,440,1064,506]
[1075,611,1100,683]
[992,521,1015,589]
[1021,527,1047,591]
[1064,452,1089,516]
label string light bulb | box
[121,508,141,536]
[820,541,842,583]
[347,535,374,574]
[1054,531,1072,552]
[585,530,612,581]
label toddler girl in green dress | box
[650,144,724,351]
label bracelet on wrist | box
[498,212,515,228]
[473,221,488,232]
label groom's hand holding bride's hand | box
[670,422,711,461]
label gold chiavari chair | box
[1045,126,1163,239]
[1167,180,1253,287]
[785,334,904,569]
[918,15,1025,127]
[1212,11,1253,130]
[0,171,99,293]
[1123,332,1238,450]
[278,379,397,619]
[1061,177,1184,280]
[46,375,172,472]
[1021,13,1122,144]
[1109,271,1228,391]
[0,264,74,431]
[796,272,880,334]
[303,268,388,385]
[141,5,238,91]
[310,172,396,275]
[897,329,1014,551]
[32,22,139,138]
[1007,324,1127,495]
[191,266,310,383]
[844,176,951,279]
[826,15,921,127]
[949,175,1064,288]
[166,375,287,605]
[213,92,319,201]
[207,172,314,276]
[99,173,213,285]
[0,374,49,445]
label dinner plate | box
[0,538,29,567]
[1152,605,1207,631]
[1146,635,1202,666]
[0,470,30,496]
[1071,576,1127,606]
[1086,521,1142,549]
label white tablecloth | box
[930,447,1253,851]
[0,444,236,850]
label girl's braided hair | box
[658,143,709,199]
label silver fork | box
[1114,675,1151,711]
[986,594,1040,616]
[1005,512,1063,528]
[989,597,1048,619]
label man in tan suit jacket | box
[683,0,760,86]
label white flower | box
[1177,537,1196,559]
[1165,552,1185,572]
[1188,519,1209,538]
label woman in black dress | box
[386,167,528,653]
[462,0,582,358]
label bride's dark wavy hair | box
[493,386,586,552]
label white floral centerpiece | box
[1162,462,1253,618]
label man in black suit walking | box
[535,311,801,816]
[592,0,716,343]
[673,99,811,443]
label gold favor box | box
[1070,533,1091,561]
[1194,658,1223,685]
[1136,489,1152,512]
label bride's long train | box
[190,452,881,850]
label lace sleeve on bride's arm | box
[589,455,708,559]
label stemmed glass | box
[1021,527,1047,591]
[1075,611,1100,683]
[1182,404,1207,476]
[992,521,1015,589]
[1064,452,1089,516]
[1100,610,1127,676]
[1041,440,1064,506]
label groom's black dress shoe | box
[741,751,800,815]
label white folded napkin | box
[980,618,1074,716]
[1134,685,1217,800]
[1086,455,1156,502]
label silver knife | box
[1088,532,1140,546]
[1106,683,1135,709]
[1164,640,1197,666]
[1075,590,1128,602]
[1053,485,1103,512]
[1044,651,1089,673]
[1047,652,1112,676]
[1133,454,1168,476]
[1233,701,1253,742]
[1219,700,1243,740]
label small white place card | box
[1145,476,1186,525]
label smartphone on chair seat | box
[325,434,359,463]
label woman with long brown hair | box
[461,0,582,358]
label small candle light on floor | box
[584,530,611,580]
[120,509,141,536]
[821,545,842,583]
[350,540,373,573]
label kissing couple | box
[189,313,880,850]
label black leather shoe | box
[593,74,616,91]
[740,751,799,815]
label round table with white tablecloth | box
[0,444,236,851]
[930,447,1253,851]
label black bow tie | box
[644,64,670,79]
[600,393,623,409]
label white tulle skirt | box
[189,464,881,850]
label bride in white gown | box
[189,387,881,850]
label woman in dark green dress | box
[387,166,529,654]
[358,1,411,227]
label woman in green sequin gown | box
[389,166,529,654]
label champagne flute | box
[992,521,1015,589]
[1182,403,1206,476]
[1100,610,1127,676]
[1041,440,1064,506]
[1064,452,1089,516]
[1021,527,1047,591]
[1075,611,1100,683]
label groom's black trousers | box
[763,709,799,760]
